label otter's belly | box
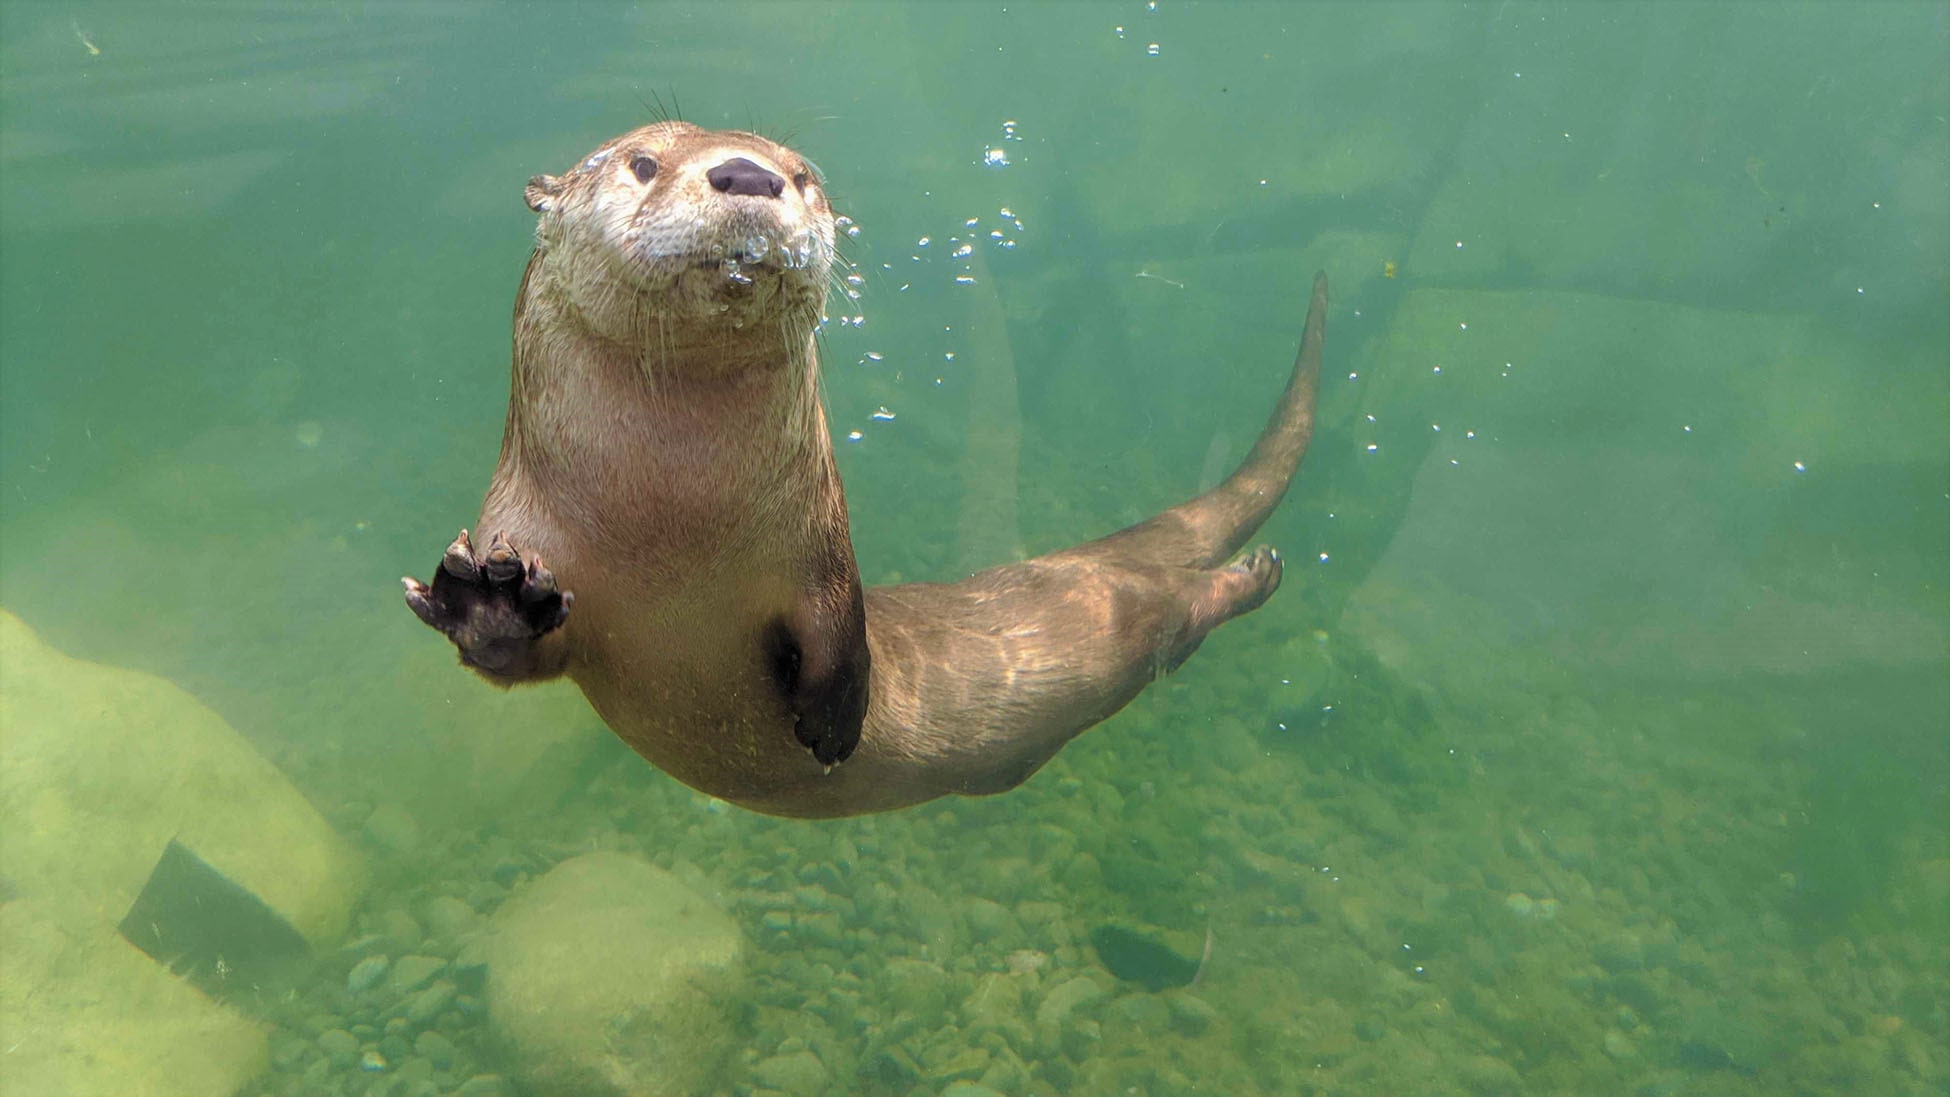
[562,608,814,803]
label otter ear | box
[524,174,564,214]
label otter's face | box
[524,121,836,337]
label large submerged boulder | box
[0,899,269,1097]
[0,609,365,1094]
[0,610,362,943]
[486,851,747,1097]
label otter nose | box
[707,157,785,198]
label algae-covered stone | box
[0,610,363,944]
[389,954,446,995]
[884,957,953,1020]
[750,1049,829,1095]
[961,971,1031,1040]
[1168,993,1219,1036]
[0,899,268,1096]
[486,851,746,1096]
[1036,975,1105,1028]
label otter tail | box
[1088,270,1327,570]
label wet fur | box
[406,122,1325,818]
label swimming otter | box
[404,121,1326,818]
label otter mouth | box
[689,232,824,272]
[671,234,827,295]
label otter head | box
[521,121,836,351]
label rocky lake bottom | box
[222,612,1946,1097]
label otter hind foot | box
[1212,544,1283,621]
[403,529,572,677]
[1153,546,1284,677]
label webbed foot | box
[403,530,571,675]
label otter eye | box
[792,170,811,194]
[629,155,658,184]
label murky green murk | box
[2,3,1944,1096]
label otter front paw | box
[403,530,571,675]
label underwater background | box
[1,2,1944,1096]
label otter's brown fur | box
[404,122,1326,818]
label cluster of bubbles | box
[823,113,1124,446]
[980,118,1022,169]
[1113,0,1164,57]
[837,204,1030,444]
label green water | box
[2,2,1945,1095]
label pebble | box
[465,879,509,912]
[1036,976,1105,1028]
[414,1029,456,1069]
[421,895,481,943]
[965,898,1013,942]
[456,1076,517,1097]
[347,954,390,993]
[377,908,424,954]
[943,1083,1007,1097]
[317,1028,359,1067]
[928,1046,991,1082]
[389,954,446,995]
[363,803,421,853]
[1112,993,1171,1033]
[750,1049,829,1096]
[795,910,844,947]
[1603,1030,1640,1061]
[269,1034,308,1070]
[404,980,457,1025]
[1059,1017,1102,1061]
[1168,993,1218,1037]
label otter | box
[404,121,1327,819]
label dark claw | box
[402,577,440,629]
[483,532,521,582]
[440,529,480,582]
[518,556,558,604]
